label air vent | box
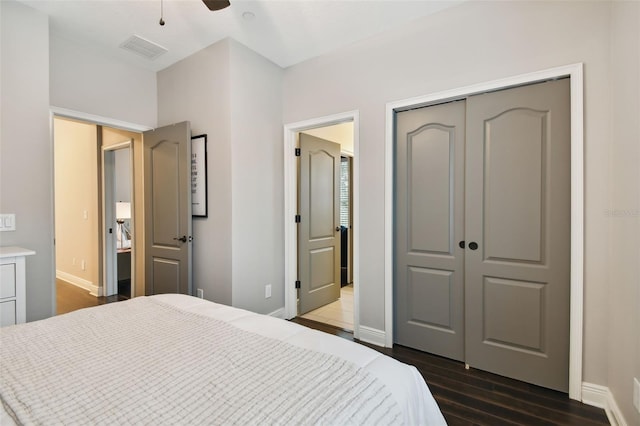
[119,35,168,60]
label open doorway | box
[297,121,355,331]
[53,115,140,314]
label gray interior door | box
[394,100,466,361]
[465,79,570,392]
[143,122,192,296]
[393,79,570,392]
[298,133,341,314]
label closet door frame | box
[384,63,584,401]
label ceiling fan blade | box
[202,0,230,11]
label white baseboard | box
[357,325,386,347]
[582,382,628,426]
[56,270,101,297]
[268,307,285,319]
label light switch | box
[0,214,16,231]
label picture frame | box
[191,134,208,217]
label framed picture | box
[191,134,208,217]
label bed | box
[0,294,446,425]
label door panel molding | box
[407,124,455,255]
[483,108,547,264]
[385,63,584,400]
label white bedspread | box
[0,294,446,425]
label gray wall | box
[283,1,637,421]
[229,39,284,314]
[158,40,234,305]
[157,39,284,314]
[50,34,157,127]
[608,2,640,423]
[0,0,53,321]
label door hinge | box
[295,280,301,289]
[295,214,301,223]
[295,148,301,156]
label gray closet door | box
[465,79,570,392]
[394,100,466,361]
[393,79,570,392]
[298,133,341,314]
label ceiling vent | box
[119,35,168,60]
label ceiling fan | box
[159,0,230,26]
[202,0,231,11]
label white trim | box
[102,140,135,299]
[357,326,386,347]
[283,110,361,339]
[267,307,285,319]
[384,63,584,399]
[50,107,153,132]
[56,270,101,297]
[582,382,628,426]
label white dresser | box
[0,246,35,327]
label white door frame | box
[50,107,151,301]
[102,140,134,297]
[384,63,584,400]
[283,110,360,336]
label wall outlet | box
[196,288,204,299]
[634,377,640,413]
[265,284,272,299]
[72,257,76,266]
[81,260,86,271]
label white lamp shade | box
[116,202,131,220]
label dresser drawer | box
[0,263,16,299]
[0,300,16,327]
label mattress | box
[0,294,446,425]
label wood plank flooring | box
[56,279,128,315]
[292,317,610,426]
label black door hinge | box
[295,280,301,289]
[295,148,301,156]
[295,214,301,223]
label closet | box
[394,79,570,392]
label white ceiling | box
[17,0,462,71]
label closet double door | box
[394,79,570,392]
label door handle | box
[468,242,478,250]
[336,226,341,232]
[173,236,187,243]
[459,240,465,249]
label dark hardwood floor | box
[56,279,128,315]
[292,317,610,426]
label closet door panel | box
[465,79,571,392]
[394,100,466,361]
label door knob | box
[336,226,341,232]
[459,240,465,249]
[173,235,187,243]
[468,242,478,250]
